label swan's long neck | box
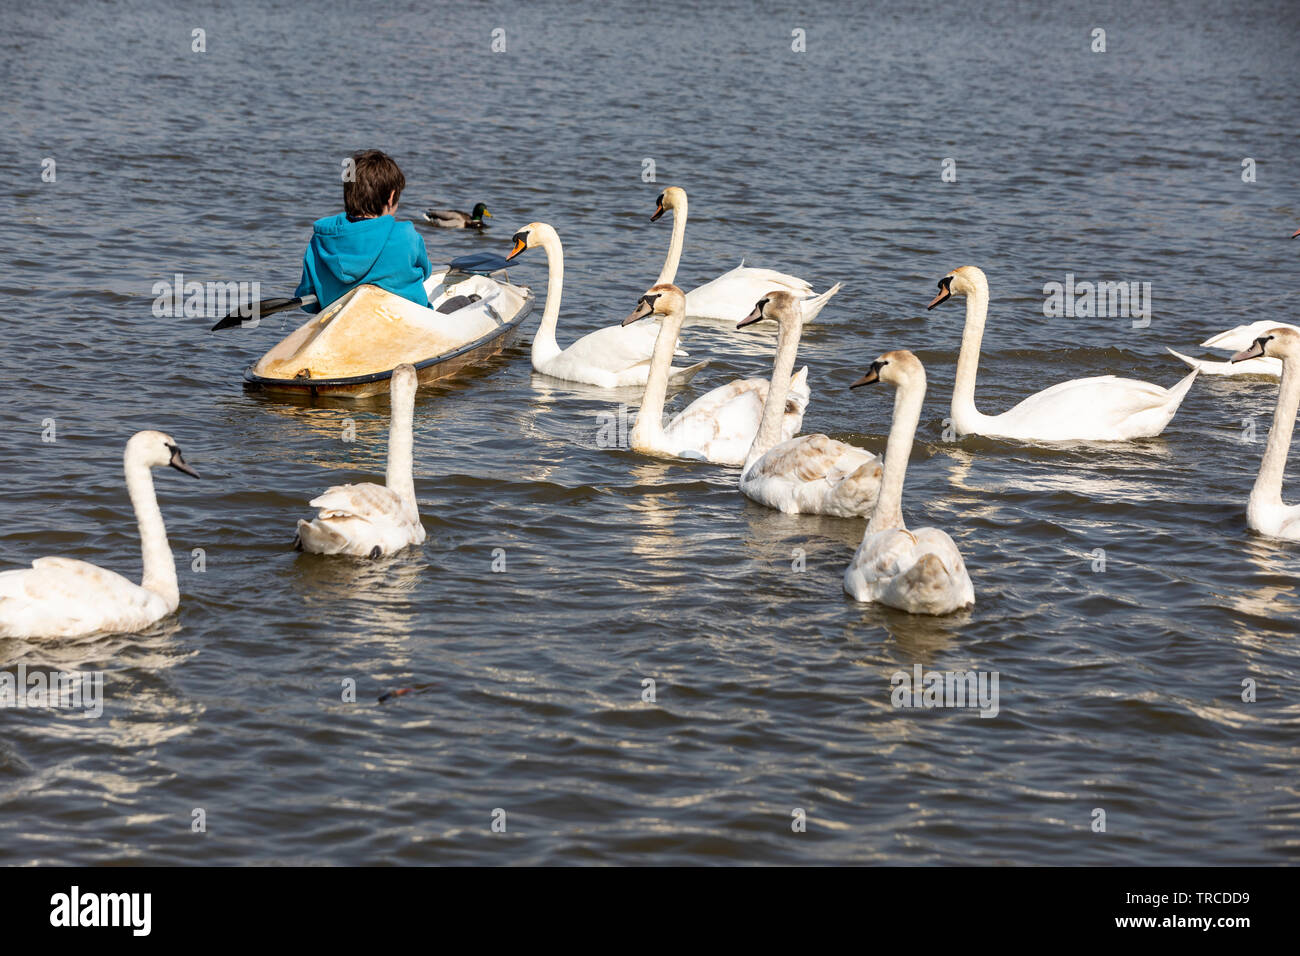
[385,383,418,515]
[531,233,564,367]
[952,286,988,431]
[867,375,926,535]
[1251,354,1300,513]
[743,312,803,472]
[631,311,685,451]
[125,455,179,611]
[656,197,687,286]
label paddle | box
[448,252,514,275]
[210,294,318,331]
[210,254,510,331]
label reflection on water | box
[1,618,200,759]
[1228,538,1300,646]
[873,605,972,656]
[289,552,430,678]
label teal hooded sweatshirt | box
[294,213,432,313]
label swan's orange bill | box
[1293,227,1300,238]
[927,286,951,309]
[505,237,527,261]
[650,203,666,222]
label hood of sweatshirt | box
[307,213,397,284]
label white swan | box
[296,364,427,557]
[1167,319,1298,378]
[737,292,883,516]
[505,222,706,388]
[929,266,1198,441]
[843,352,974,615]
[1230,327,1300,541]
[0,431,199,639]
[622,284,809,464]
[652,186,842,323]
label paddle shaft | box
[210,293,318,331]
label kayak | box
[242,257,534,399]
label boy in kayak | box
[294,150,432,313]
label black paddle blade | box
[210,296,303,331]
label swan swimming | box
[1167,319,1299,378]
[621,284,808,464]
[842,352,974,615]
[929,265,1198,441]
[0,430,199,639]
[652,186,842,323]
[506,222,706,388]
[1230,327,1300,541]
[295,363,427,557]
[736,292,882,516]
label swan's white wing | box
[660,368,810,465]
[667,377,763,422]
[1201,321,1300,351]
[725,265,814,297]
[994,372,1196,440]
[0,558,166,638]
[843,528,973,615]
[538,321,694,387]
[741,433,881,517]
[786,366,811,411]
[846,529,919,590]
[798,282,842,322]
[904,528,976,612]
[301,482,424,557]
[1167,347,1281,378]
[746,434,876,485]
[684,262,814,321]
[561,322,686,371]
[661,379,767,464]
[310,482,409,521]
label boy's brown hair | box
[344,150,406,220]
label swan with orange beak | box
[649,185,843,323]
[927,265,1197,441]
[504,222,706,388]
[618,283,807,464]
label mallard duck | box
[423,202,491,229]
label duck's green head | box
[471,202,491,221]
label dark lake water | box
[2,0,1299,864]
